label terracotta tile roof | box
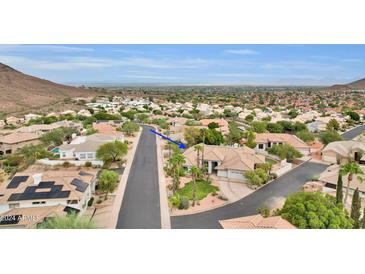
[183,144,265,172]
[0,132,39,144]
[0,205,67,228]
[319,164,365,193]
[219,214,296,229]
[254,133,310,149]
[322,141,365,157]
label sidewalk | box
[106,129,142,229]
[156,132,171,229]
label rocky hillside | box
[0,63,95,114]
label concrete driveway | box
[171,161,328,229]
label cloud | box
[224,49,259,55]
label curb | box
[155,129,172,229]
[106,128,142,229]
[171,158,318,218]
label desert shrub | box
[258,206,270,218]
[179,196,190,210]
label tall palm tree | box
[194,144,203,168]
[191,166,201,207]
[340,161,364,205]
[171,153,185,193]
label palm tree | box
[191,166,202,207]
[98,170,119,200]
[171,153,185,193]
[340,161,364,205]
[194,144,203,168]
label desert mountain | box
[328,77,365,91]
[0,63,95,114]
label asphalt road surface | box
[341,125,365,140]
[171,161,328,229]
[116,125,161,229]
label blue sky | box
[0,44,364,85]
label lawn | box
[177,179,219,201]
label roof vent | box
[32,173,42,185]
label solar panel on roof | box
[71,178,88,193]
[7,176,29,189]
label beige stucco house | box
[183,144,265,182]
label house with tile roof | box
[0,132,40,156]
[248,133,311,156]
[58,133,124,162]
[322,140,365,164]
[318,164,365,204]
[0,169,97,215]
[219,214,296,229]
[183,144,265,181]
[0,205,68,229]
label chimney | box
[33,173,42,185]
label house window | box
[5,149,12,154]
[79,154,86,159]
[87,153,94,158]
[258,144,264,149]
[32,201,46,205]
[9,203,20,209]
[62,152,66,157]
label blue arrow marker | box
[150,129,186,149]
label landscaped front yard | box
[176,179,219,201]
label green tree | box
[296,130,315,143]
[244,168,269,186]
[120,121,139,136]
[201,128,224,145]
[98,169,119,200]
[348,111,360,121]
[37,213,96,229]
[288,109,299,119]
[326,118,340,131]
[184,127,201,147]
[244,114,254,123]
[267,122,284,133]
[279,192,353,229]
[267,143,303,161]
[207,122,219,130]
[250,121,267,133]
[40,127,76,146]
[169,150,186,193]
[96,141,128,164]
[191,166,202,207]
[245,130,256,149]
[226,122,243,145]
[350,188,361,228]
[340,162,364,205]
[336,173,343,205]
[194,144,203,168]
[319,130,343,145]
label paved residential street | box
[116,125,161,229]
[341,125,365,140]
[171,161,328,229]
